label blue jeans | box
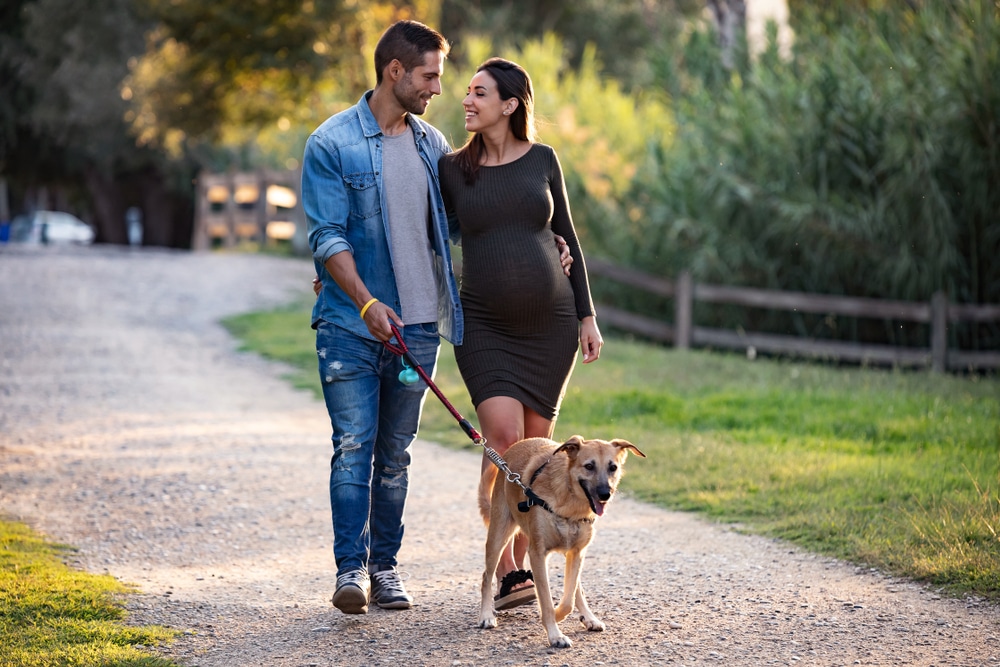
[316,321,440,576]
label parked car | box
[7,210,95,245]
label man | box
[301,20,462,615]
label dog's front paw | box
[580,614,605,632]
[478,614,498,630]
[548,632,572,648]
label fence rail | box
[587,259,1000,373]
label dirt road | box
[0,246,995,666]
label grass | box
[223,302,1000,601]
[0,519,176,667]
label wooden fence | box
[587,259,1000,373]
[193,169,307,253]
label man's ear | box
[387,59,404,82]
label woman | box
[439,57,603,610]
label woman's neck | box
[480,132,531,166]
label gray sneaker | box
[370,567,413,610]
[332,569,370,614]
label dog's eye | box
[608,463,618,472]
[584,462,595,471]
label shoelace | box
[371,569,409,594]
[338,571,368,587]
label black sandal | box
[494,569,536,610]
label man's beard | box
[394,73,429,115]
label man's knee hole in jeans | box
[378,468,407,489]
[333,434,362,472]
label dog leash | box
[382,322,541,507]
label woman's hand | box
[579,316,603,363]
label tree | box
[127,0,437,163]
[0,0,195,245]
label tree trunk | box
[706,0,747,70]
[84,166,128,244]
[136,167,195,248]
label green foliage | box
[0,0,158,184]
[129,0,441,167]
[131,0,357,153]
[0,520,177,666]
[439,0,697,90]
[0,0,201,244]
[231,301,1000,600]
[608,1,999,349]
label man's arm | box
[323,251,402,342]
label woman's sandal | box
[494,569,536,610]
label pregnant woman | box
[439,57,603,610]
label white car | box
[8,210,96,245]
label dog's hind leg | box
[479,512,516,629]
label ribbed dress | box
[439,143,595,420]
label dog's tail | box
[478,464,498,525]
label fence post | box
[931,290,948,373]
[256,170,267,243]
[193,175,209,251]
[675,270,693,349]
[224,171,237,248]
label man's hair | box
[374,20,449,85]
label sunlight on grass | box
[222,301,320,395]
[0,519,177,666]
[224,301,1000,600]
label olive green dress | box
[439,144,595,420]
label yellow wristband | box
[359,297,379,319]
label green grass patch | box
[224,302,1000,600]
[0,519,177,667]
[223,300,321,395]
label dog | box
[477,434,645,648]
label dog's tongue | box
[593,500,606,517]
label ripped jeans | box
[316,320,440,577]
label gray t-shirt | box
[382,125,438,325]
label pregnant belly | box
[462,261,574,327]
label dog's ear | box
[554,435,585,459]
[611,439,646,458]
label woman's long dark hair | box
[452,58,536,184]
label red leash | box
[383,322,485,444]
[383,323,541,505]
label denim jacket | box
[302,91,463,345]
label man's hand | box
[555,234,573,276]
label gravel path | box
[0,245,996,667]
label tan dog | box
[478,434,645,648]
